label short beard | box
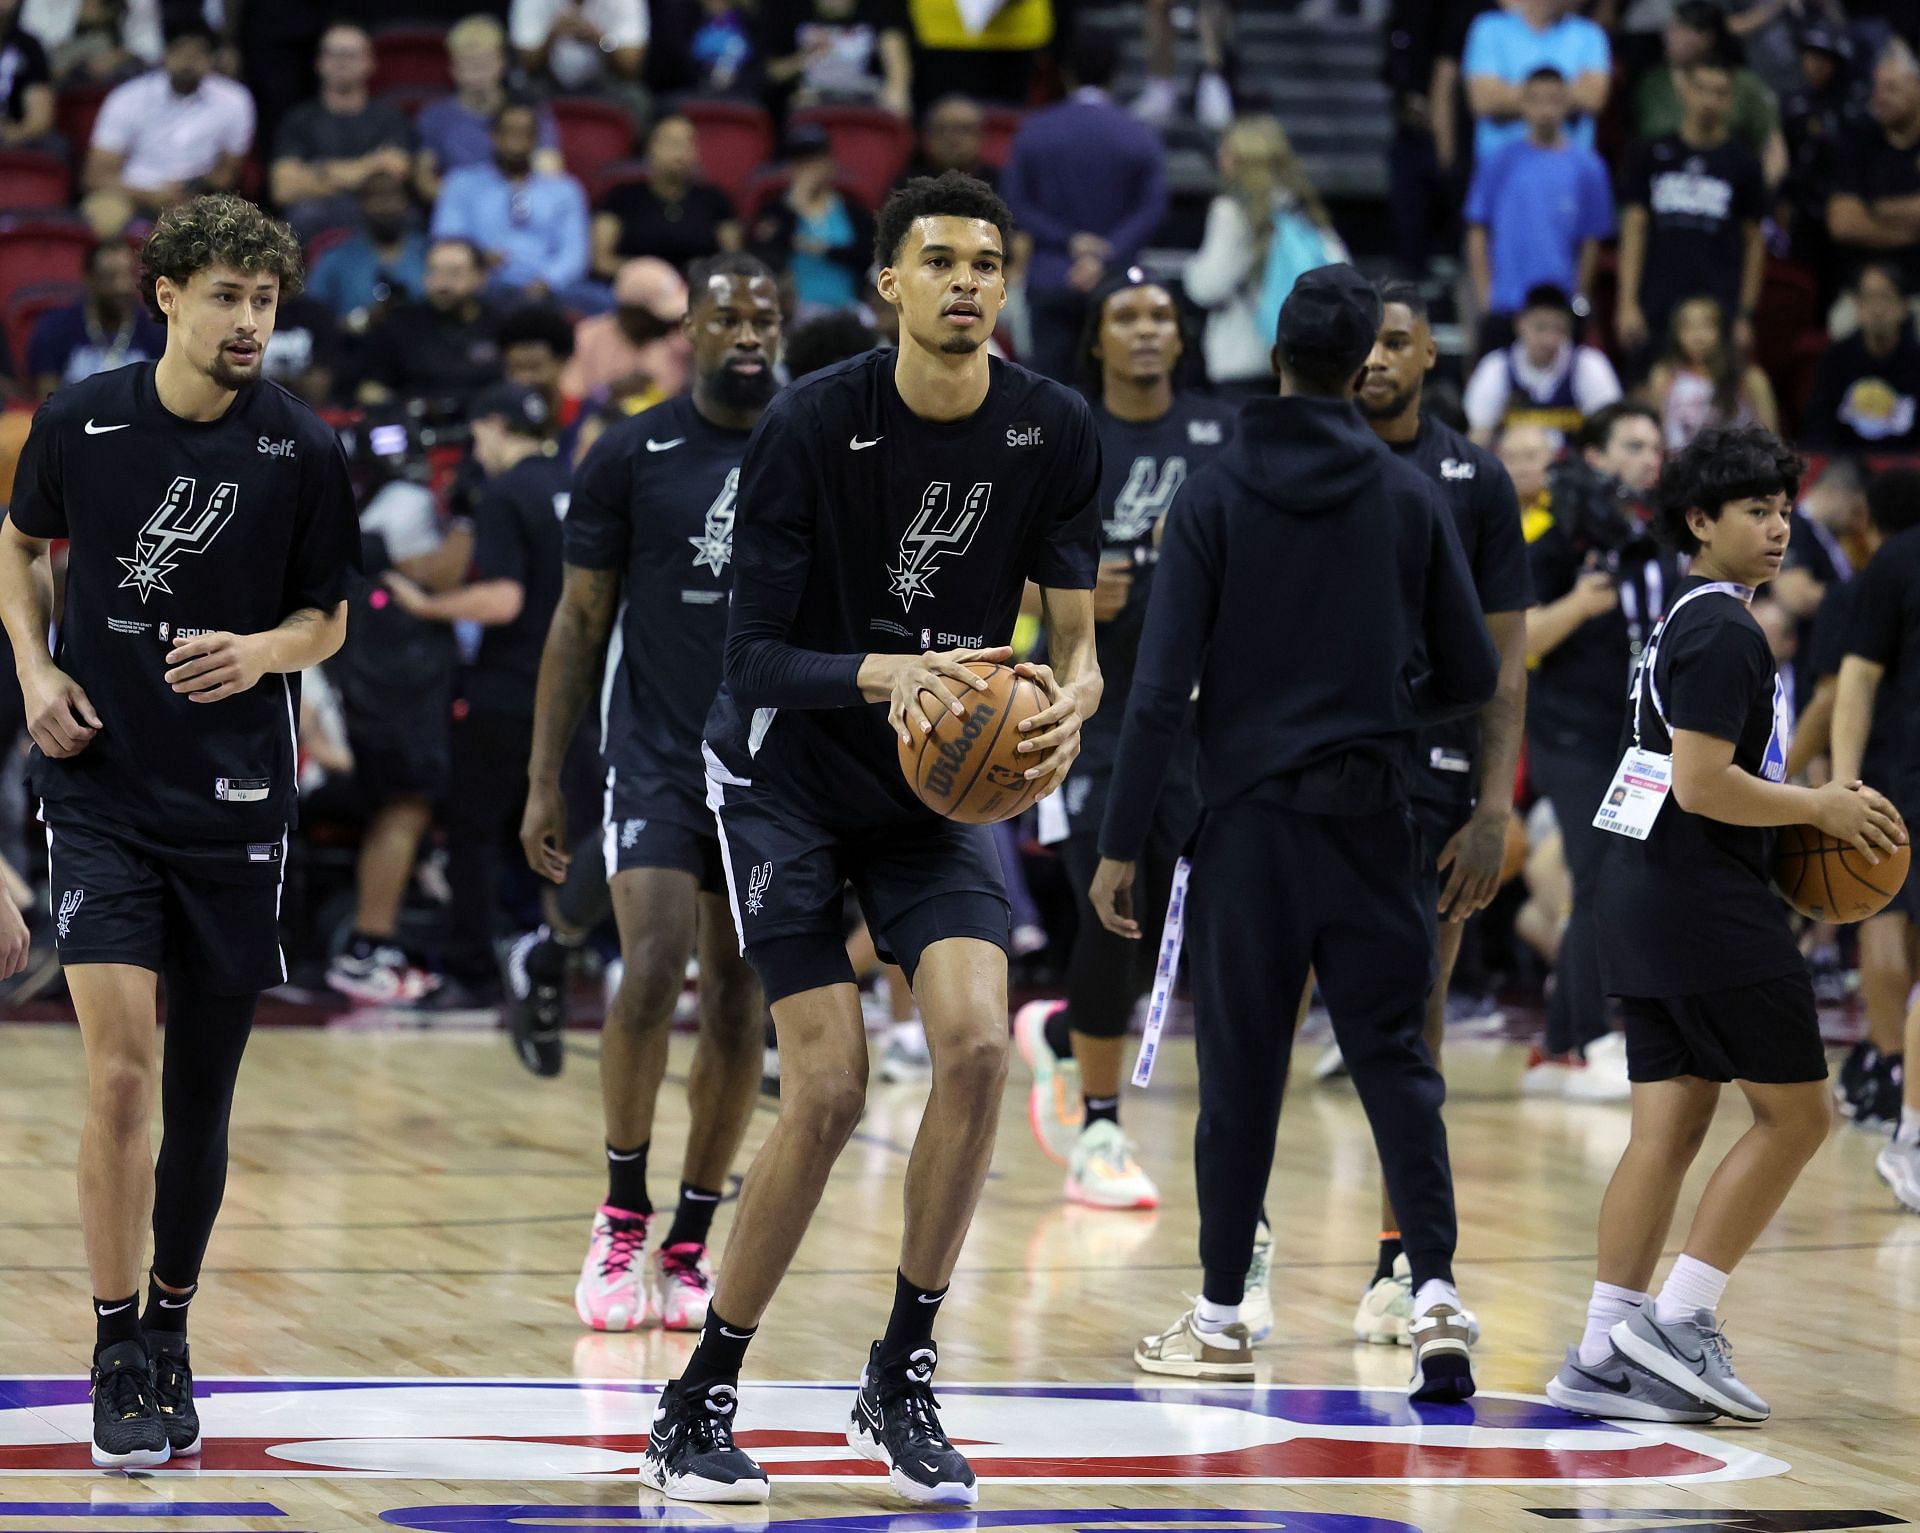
[710,362,776,411]
[938,334,982,355]
[1357,381,1416,421]
[208,354,260,392]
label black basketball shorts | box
[1617,969,1827,1085]
[603,763,725,894]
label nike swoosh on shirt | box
[850,435,883,450]
[647,438,686,452]
[84,420,129,435]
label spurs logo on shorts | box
[56,888,83,939]
[687,468,739,577]
[1105,455,1187,544]
[890,481,992,610]
[118,476,241,602]
[620,818,646,849]
[745,861,772,915]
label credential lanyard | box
[1629,581,1754,750]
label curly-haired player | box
[0,194,360,1468]
[1545,426,1905,1426]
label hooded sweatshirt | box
[1098,395,1499,860]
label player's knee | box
[1749,1083,1833,1154]
[932,1027,1007,1104]
[88,1057,155,1137]
[784,1070,867,1151]
[609,941,689,1032]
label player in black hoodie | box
[1090,265,1498,1401]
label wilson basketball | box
[1772,824,1912,923]
[898,661,1050,824]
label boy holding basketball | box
[640,171,1101,1507]
[1548,426,1906,1425]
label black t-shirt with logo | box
[1392,414,1532,812]
[705,349,1101,827]
[4,363,360,845]
[466,449,571,716]
[566,392,755,823]
[1596,578,1804,998]
[1076,394,1234,781]
[1624,133,1766,336]
[1845,524,1920,819]
[1802,325,1920,451]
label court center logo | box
[0,1378,1788,1484]
[119,477,240,602]
[688,468,740,578]
[1106,455,1186,544]
[890,481,991,610]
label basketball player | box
[641,171,1100,1506]
[1015,270,1232,1211]
[1351,279,1530,1342]
[0,195,359,1466]
[519,254,784,1334]
[1832,472,1920,1212]
[1091,265,1497,1400]
[1547,427,1903,1424]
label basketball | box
[897,661,1050,824]
[1772,824,1913,923]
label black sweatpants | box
[444,705,536,985]
[1528,739,1614,1056]
[1055,793,1193,1039]
[1186,798,1457,1303]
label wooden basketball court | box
[0,1016,1915,1532]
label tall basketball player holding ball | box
[642,170,1102,1507]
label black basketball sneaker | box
[90,1340,169,1468]
[1836,1041,1879,1120]
[846,1340,977,1505]
[638,1379,769,1503]
[504,929,566,1077]
[148,1333,202,1455]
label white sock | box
[1578,1281,1648,1366]
[1412,1278,1460,1318]
[1898,1106,1920,1147]
[1654,1255,1729,1325]
[1193,1295,1240,1333]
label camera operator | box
[1522,402,1681,1098]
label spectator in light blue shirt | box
[1466,68,1615,325]
[414,13,562,203]
[431,98,608,313]
[1464,0,1612,161]
[308,172,430,324]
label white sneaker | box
[1241,1219,1274,1342]
[1520,1044,1575,1096]
[1878,1135,1920,1214]
[1353,1253,1413,1346]
[1065,1120,1159,1209]
[650,1241,715,1330]
[1312,1039,1349,1082]
[1014,998,1082,1165]
[1135,1308,1255,1380]
[1565,1031,1632,1102]
[574,1206,651,1332]
[878,1019,932,1082]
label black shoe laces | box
[599,1216,647,1279]
[97,1365,152,1422]
[151,1351,191,1411]
[877,1354,952,1451]
[686,1385,742,1455]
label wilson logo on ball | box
[925,701,998,799]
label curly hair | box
[873,170,1013,270]
[1653,425,1803,555]
[140,193,305,322]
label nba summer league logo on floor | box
[0,1379,1787,1484]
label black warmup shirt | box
[359,299,501,406]
[601,180,739,274]
[1077,394,1234,782]
[566,393,755,821]
[1391,416,1531,812]
[1597,579,1801,998]
[1845,524,1920,820]
[705,349,1101,826]
[1802,326,1920,451]
[5,363,360,843]
[1834,119,1920,291]
[1623,133,1765,334]
[466,449,571,715]
[1810,575,1900,792]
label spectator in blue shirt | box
[1466,67,1614,345]
[432,98,607,313]
[1001,33,1167,381]
[1464,0,1612,161]
[27,240,164,399]
[308,172,431,326]
[414,13,562,204]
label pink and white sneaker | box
[574,1206,651,1332]
[651,1241,715,1331]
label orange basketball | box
[897,661,1050,824]
[1772,824,1912,923]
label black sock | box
[1083,1093,1119,1128]
[141,1274,196,1336]
[664,1182,723,1249]
[1043,1006,1072,1061]
[93,1294,142,1359]
[679,1308,755,1395]
[878,1269,946,1372]
[1375,1234,1404,1285]
[606,1142,651,1215]
[525,928,570,984]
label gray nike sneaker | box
[1545,1345,1718,1423]
[1610,1307,1769,1422]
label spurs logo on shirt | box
[687,468,740,577]
[1105,455,1187,544]
[118,476,240,602]
[890,481,992,610]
